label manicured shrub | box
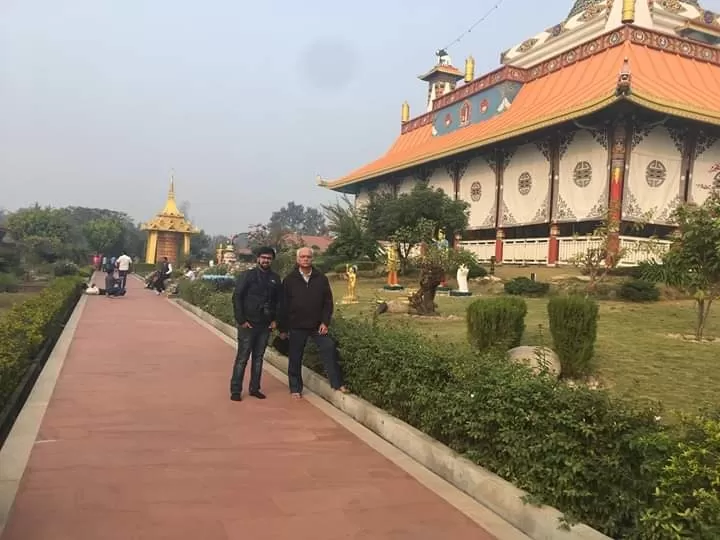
[0,276,83,411]
[619,278,660,302]
[466,296,526,350]
[181,287,720,538]
[547,295,599,378]
[0,272,20,293]
[637,415,720,539]
[504,276,550,297]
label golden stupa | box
[141,174,199,264]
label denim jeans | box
[287,329,344,394]
[118,270,128,289]
[230,325,271,395]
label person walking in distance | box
[230,246,282,401]
[154,257,172,295]
[278,247,349,399]
[116,251,132,290]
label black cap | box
[256,246,276,259]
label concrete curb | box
[175,299,612,540]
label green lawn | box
[330,270,720,416]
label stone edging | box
[175,299,611,540]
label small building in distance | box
[141,177,199,264]
[324,0,720,266]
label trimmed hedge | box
[504,276,550,297]
[547,295,599,378]
[619,279,660,302]
[179,280,720,538]
[466,296,526,350]
[0,276,83,412]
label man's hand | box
[318,323,328,335]
[269,321,277,330]
[279,332,288,340]
[240,321,252,329]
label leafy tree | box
[322,196,378,261]
[268,201,327,236]
[83,218,123,254]
[6,205,73,263]
[189,230,213,261]
[643,191,720,341]
[363,182,469,266]
[247,224,288,251]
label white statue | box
[456,264,470,293]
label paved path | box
[1,273,497,540]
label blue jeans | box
[287,329,344,394]
[230,325,271,395]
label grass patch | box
[331,270,720,415]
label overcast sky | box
[2,0,719,234]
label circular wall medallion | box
[470,182,482,201]
[573,161,592,187]
[518,172,533,195]
[645,160,667,187]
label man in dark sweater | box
[230,246,282,401]
[278,247,348,399]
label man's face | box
[257,253,273,270]
[297,250,313,269]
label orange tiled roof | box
[329,37,720,190]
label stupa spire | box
[161,170,182,217]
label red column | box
[494,229,504,263]
[548,223,559,266]
[607,121,629,264]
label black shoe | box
[230,393,242,401]
[249,390,266,399]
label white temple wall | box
[500,142,551,226]
[689,130,720,206]
[460,155,497,229]
[555,129,608,222]
[623,125,684,225]
[428,167,453,197]
[396,176,416,194]
[355,187,371,208]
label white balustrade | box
[618,236,671,266]
[457,240,495,262]
[557,236,603,265]
[501,238,548,264]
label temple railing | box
[502,238,548,265]
[457,240,495,262]
[558,235,672,266]
[619,236,672,265]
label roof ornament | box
[616,57,632,96]
[435,49,451,66]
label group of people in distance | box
[86,251,134,297]
[230,246,349,401]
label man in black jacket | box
[278,247,348,399]
[230,246,282,401]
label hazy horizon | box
[3,0,718,235]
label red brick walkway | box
[2,274,494,540]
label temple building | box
[141,177,199,264]
[323,0,720,266]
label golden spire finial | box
[168,169,176,200]
[401,101,410,123]
[464,56,475,83]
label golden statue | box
[342,264,359,304]
[386,245,400,287]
